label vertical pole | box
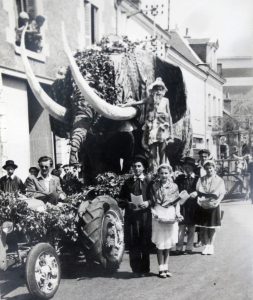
[116,5,119,35]
[0,72,7,177]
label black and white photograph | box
[0,0,253,299]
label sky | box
[169,0,253,57]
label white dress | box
[150,180,180,250]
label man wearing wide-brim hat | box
[0,160,25,193]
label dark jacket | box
[118,175,151,217]
[118,174,152,249]
[0,175,25,193]
[175,173,199,225]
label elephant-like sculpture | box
[21,25,192,183]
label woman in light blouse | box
[195,160,226,255]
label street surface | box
[1,200,253,300]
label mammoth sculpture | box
[21,25,192,183]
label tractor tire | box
[79,195,124,272]
[25,243,61,299]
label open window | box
[15,0,45,54]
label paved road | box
[1,200,253,300]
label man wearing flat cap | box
[196,149,212,177]
[0,160,25,193]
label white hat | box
[148,77,167,92]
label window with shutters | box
[15,0,45,54]
[84,1,99,46]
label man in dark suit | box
[25,156,66,204]
[0,160,25,193]
[119,155,152,277]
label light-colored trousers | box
[177,224,195,251]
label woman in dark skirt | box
[195,160,226,255]
[175,157,199,254]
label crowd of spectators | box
[0,156,82,204]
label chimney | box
[217,63,222,76]
[184,28,191,38]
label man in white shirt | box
[25,156,66,204]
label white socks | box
[159,264,168,272]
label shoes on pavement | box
[165,271,172,277]
[206,245,214,255]
[158,271,167,279]
[201,245,209,255]
[195,242,203,248]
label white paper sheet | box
[130,193,143,208]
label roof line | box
[170,29,203,64]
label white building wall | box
[180,68,206,136]
[1,76,30,180]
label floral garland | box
[0,192,80,242]
[0,173,129,243]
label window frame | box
[14,0,46,61]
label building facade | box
[0,0,224,179]
[0,0,118,179]
[118,1,225,158]
[217,56,253,155]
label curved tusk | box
[20,25,68,123]
[61,22,137,121]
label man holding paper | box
[118,155,152,277]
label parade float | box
[0,24,192,299]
